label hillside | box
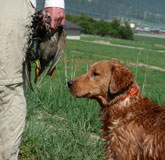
[37,0,165,23]
[65,0,165,23]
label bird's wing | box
[47,28,66,76]
[47,48,62,76]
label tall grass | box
[19,61,105,159]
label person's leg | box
[0,83,26,160]
[0,0,34,159]
[0,0,35,84]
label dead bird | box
[25,10,66,91]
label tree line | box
[66,13,134,40]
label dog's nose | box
[67,80,74,88]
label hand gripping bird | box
[25,10,66,91]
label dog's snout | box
[67,80,74,88]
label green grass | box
[81,35,165,51]
[19,35,165,160]
[66,39,165,68]
[134,35,165,46]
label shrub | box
[66,13,134,40]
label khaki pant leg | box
[0,83,26,160]
[0,0,35,84]
[0,0,35,160]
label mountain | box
[37,0,165,23]
[65,0,165,23]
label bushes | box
[66,13,134,40]
[119,22,134,40]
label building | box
[129,23,135,29]
[64,20,82,40]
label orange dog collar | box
[125,87,138,99]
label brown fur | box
[68,60,165,160]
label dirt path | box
[72,50,165,72]
[91,40,144,50]
[135,33,165,39]
[129,63,165,72]
[82,40,144,50]
[81,40,165,53]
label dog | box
[67,60,165,160]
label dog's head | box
[68,60,135,101]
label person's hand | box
[44,7,65,30]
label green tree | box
[66,13,134,40]
[119,22,134,40]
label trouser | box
[0,84,26,160]
[0,0,34,159]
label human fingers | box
[44,7,65,30]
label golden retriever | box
[67,60,165,160]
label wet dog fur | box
[68,60,165,160]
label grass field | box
[19,35,165,160]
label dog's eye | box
[92,72,99,77]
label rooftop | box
[64,20,82,30]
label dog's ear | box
[109,63,134,94]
